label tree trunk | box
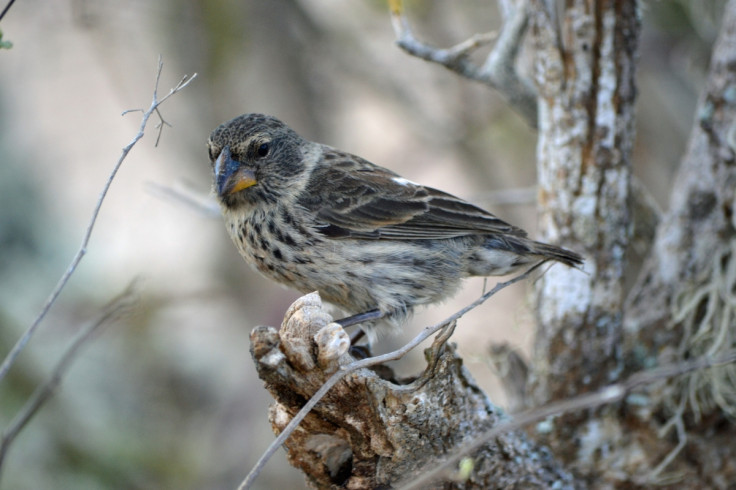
[527,0,638,465]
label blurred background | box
[0,0,725,488]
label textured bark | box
[528,0,637,432]
[250,293,577,489]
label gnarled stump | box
[250,293,577,489]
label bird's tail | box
[529,240,583,268]
[468,236,583,277]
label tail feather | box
[531,241,584,268]
[469,235,583,277]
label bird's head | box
[207,113,308,209]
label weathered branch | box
[405,347,736,489]
[625,0,736,373]
[389,0,538,127]
[249,292,576,489]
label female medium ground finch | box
[208,113,582,336]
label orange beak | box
[215,145,257,197]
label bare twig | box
[0,0,16,24]
[399,349,736,489]
[0,282,138,476]
[238,263,544,490]
[0,57,196,383]
[388,0,537,126]
[153,107,172,147]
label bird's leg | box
[349,328,366,345]
[336,309,384,328]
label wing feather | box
[300,149,526,240]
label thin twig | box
[238,263,543,490]
[0,57,196,383]
[153,106,172,147]
[399,348,736,489]
[0,282,138,477]
[0,0,16,23]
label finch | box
[208,113,582,336]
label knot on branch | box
[251,293,352,379]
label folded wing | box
[300,150,527,241]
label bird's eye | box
[257,143,270,157]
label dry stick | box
[0,0,16,23]
[238,263,543,490]
[389,3,496,81]
[0,282,138,476]
[0,57,196,383]
[399,349,736,490]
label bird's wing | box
[299,150,527,240]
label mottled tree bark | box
[530,0,637,404]
[250,294,577,488]
[523,2,639,473]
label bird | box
[207,113,582,340]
